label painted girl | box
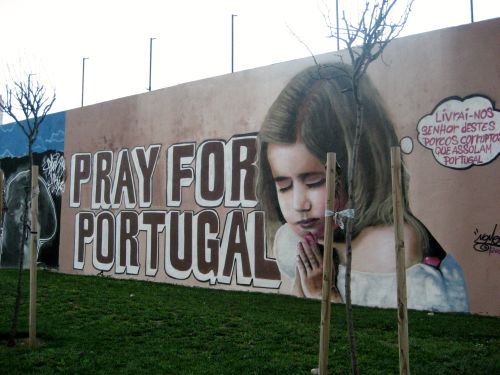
[256,63,469,312]
[0,167,58,267]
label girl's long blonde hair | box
[256,63,429,258]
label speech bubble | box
[400,136,414,154]
[417,95,500,169]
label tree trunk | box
[344,86,363,375]
[7,142,33,347]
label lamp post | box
[470,0,474,22]
[27,74,36,104]
[81,57,89,107]
[231,14,237,73]
[28,73,36,89]
[148,37,156,92]
[336,0,340,51]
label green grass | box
[0,269,498,374]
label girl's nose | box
[293,186,311,212]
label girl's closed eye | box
[275,177,292,193]
[304,173,326,188]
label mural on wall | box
[59,20,500,316]
[256,63,468,312]
[69,138,281,288]
[65,64,482,314]
[0,112,65,268]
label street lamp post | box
[28,73,36,89]
[231,14,237,73]
[148,37,156,92]
[81,57,89,107]
[336,0,340,51]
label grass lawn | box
[0,269,498,374]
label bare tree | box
[0,74,56,346]
[322,1,413,373]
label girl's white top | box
[274,223,469,313]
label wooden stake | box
[317,153,337,375]
[0,170,4,226]
[391,147,410,375]
[29,166,39,348]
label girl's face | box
[267,141,327,239]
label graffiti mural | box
[256,63,470,312]
[68,139,281,288]
[0,112,65,268]
[62,63,476,311]
[58,20,500,315]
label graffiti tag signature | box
[42,153,65,196]
[473,224,500,254]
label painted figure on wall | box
[256,63,469,312]
[0,113,65,268]
[0,153,62,268]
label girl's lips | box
[296,218,320,229]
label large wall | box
[56,19,499,315]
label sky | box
[1,0,499,117]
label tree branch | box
[1,74,56,149]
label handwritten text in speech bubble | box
[417,95,500,169]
